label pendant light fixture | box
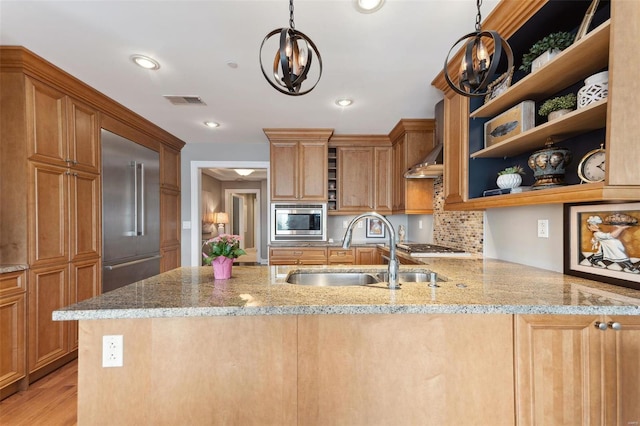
[443,0,513,97]
[259,0,322,96]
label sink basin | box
[286,272,380,286]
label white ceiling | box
[0,0,498,146]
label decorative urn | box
[527,138,572,188]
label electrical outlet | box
[537,219,549,238]
[102,335,123,368]
[419,220,423,229]
[343,220,348,229]
[357,221,363,229]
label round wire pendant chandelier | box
[443,0,513,97]
[259,0,323,96]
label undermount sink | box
[286,272,380,286]
[285,269,443,287]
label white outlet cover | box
[102,335,124,368]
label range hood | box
[403,142,444,178]
[404,99,444,179]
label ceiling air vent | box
[163,95,207,106]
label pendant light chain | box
[475,0,482,31]
[289,0,295,30]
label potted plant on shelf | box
[497,165,525,189]
[538,93,577,121]
[202,234,246,280]
[519,31,574,73]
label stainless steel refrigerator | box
[101,129,161,293]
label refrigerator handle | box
[138,162,145,236]
[132,161,138,236]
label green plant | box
[202,234,246,265]
[519,31,575,71]
[538,93,577,116]
[498,165,525,176]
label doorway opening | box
[190,161,269,267]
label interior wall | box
[484,204,564,272]
[201,174,222,238]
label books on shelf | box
[483,186,533,197]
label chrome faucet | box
[342,212,399,289]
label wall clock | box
[577,144,606,183]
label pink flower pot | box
[212,256,233,279]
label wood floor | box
[0,360,77,426]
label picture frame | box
[484,67,514,104]
[564,202,640,290]
[366,218,385,238]
[574,0,600,43]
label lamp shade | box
[213,212,229,224]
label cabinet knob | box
[65,158,72,163]
[608,321,622,331]
[594,321,608,331]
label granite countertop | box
[0,264,29,274]
[53,259,640,321]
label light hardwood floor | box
[0,361,77,425]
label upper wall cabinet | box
[432,0,640,210]
[328,135,392,215]
[389,119,436,215]
[265,129,333,202]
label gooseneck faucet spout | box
[342,212,399,289]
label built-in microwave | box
[271,203,327,242]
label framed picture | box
[484,100,535,148]
[484,67,514,104]
[564,202,640,290]
[366,218,385,238]
[574,0,600,42]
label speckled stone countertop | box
[53,258,640,320]
[0,264,28,274]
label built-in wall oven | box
[271,203,327,242]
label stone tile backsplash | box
[432,177,484,254]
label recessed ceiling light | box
[335,98,353,107]
[354,0,385,14]
[204,121,219,128]
[226,61,238,69]
[130,54,161,70]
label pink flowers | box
[202,234,246,265]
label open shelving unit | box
[327,147,337,212]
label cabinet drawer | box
[0,271,26,297]
[269,248,327,265]
[328,248,355,264]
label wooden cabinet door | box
[391,139,405,212]
[374,147,392,213]
[69,170,100,261]
[337,147,373,211]
[67,97,99,173]
[28,265,69,373]
[28,162,68,267]
[355,247,377,265]
[160,244,181,272]
[25,77,67,167]
[298,141,327,201]
[160,145,180,191]
[442,92,468,204]
[270,141,299,200]
[160,189,181,249]
[604,315,640,425]
[298,314,515,425]
[0,272,27,391]
[515,315,603,425]
[68,258,100,350]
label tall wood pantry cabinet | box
[432,0,640,209]
[265,129,333,202]
[0,46,185,397]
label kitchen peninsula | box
[55,260,640,425]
